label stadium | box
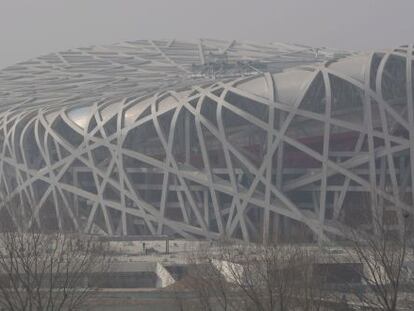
[0,39,412,243]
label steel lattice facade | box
[0,39,412,242]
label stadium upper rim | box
[0,39,350,113]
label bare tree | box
[335,205,414,311]
[181,247,239,311]
[218,242,327,311]
[0,229,110,311]
[175,241,327,311]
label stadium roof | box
[0,39,348,113]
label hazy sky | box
[0,0,413,69]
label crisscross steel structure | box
[0,39,412,242]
